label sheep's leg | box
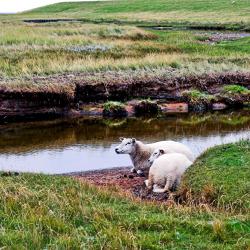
[145,180,160,189]
[145,174,154,190]
[130,167,136,173]
[153,175,174,193]
[175,177,181,189]
[153,184,161,189]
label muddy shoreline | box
[1,71,249,122]
[70,167,170,201]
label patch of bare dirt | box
[72,167,169,201]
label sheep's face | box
[115,137,136,154]
[148,149,164,164]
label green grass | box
[223,85,250,94]
[103,101,125,111]
[103,101,127,116]
[0,142,249,248]
[24,0,250,30]
[182,89,214,104]
[0,0,249,94]
[180,140,250,213]
[0,21,249,79]
[29,0,249,14]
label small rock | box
[212,103,228,110]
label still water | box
[0,111,249,174]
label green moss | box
[182,89,215,104]
[222,85,250,95]
[180,140,250,212]
[103,101,125,112]
[103,101,127,117]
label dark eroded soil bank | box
[1,71,250,122]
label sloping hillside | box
[23,0,250,29]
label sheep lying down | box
[145,149,192,193]
[115,137,194,175]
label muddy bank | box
[72,167,169,201]
[1,71,249,122]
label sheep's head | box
[115,137,136,154]
[148,149,165,164]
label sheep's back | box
[148,141,194,162]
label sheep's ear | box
[132,138,136,143]
[119,137,124,142]
[159,149,164,154]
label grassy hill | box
[23,0,250,29]
[29,0,249,13]
[180,140,250,212]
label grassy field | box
[0,0,249,86]
[0,141,249,249]
[0,21,249,80]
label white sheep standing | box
[145,149,192,193]
[115,138,194,175]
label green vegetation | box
[180,140,250,213]
[103,101,127,117]
[24,0,250,31]
[223,85,250,95]
[182,89,214,104]
[0,21,249,80]
[0,154,249,249]
[0,1,249,247]
[103,101,125,111]
[0,141,249,249]
[0,0,249,88]
[0,1,249,106]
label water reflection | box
[0,111,249,174]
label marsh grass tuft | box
[182,89,215,110]
[182,89,214,103]
[103,101,128,117]
[222,85,250,95]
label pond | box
[0,110,249,174]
